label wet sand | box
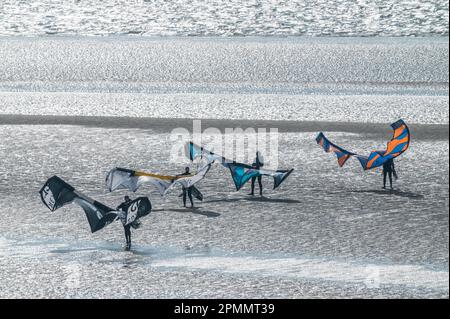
[0,114,448,140]
[0,121,448,298]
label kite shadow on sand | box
[349,189,424,199]
[205,196,301,204]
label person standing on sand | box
[178,167,194,208]
[250,151,264,196]
[382,158,397,190]
[117,195,141,251]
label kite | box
[316,119,410,170]
[106,163,211,198]
[39,176,152,233]
[106,168,173,195]
[185,142,294,191]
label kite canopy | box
[185,142,294,191]
[39,176,151,232]
[316,119,410,170]
[115,196,152,226]
[106,164,211,196]
[106,168,173,195]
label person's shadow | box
[205,196,301,204]
[349,189,424,199]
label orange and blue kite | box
[316,119,410,170]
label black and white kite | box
[39,176,152,233]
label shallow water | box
[0,37,448,124]
[0,0,448,37]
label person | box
[250,151,264,196]
[382,158,397,190]
[117,195,133,251]
[178,167,194,208]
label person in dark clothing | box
[117,195,133,251]
[382,158,397,190]
[178,167,194,208]
[250,151,264,196]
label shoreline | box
[1,114,447,140]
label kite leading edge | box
[316,119,410,170]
